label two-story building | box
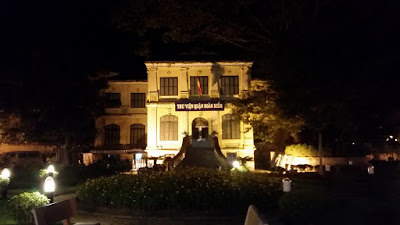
[93,61,256,169]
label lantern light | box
[44,176,55,193]
[46,165,55,174]
[1,168,10,179]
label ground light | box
[46,165,55,174]
[44,176,55,203]
[0,168,10,199]
[232,160,240,168]
[1,168,10,179]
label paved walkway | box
[54,194,245,225]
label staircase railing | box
[211,135,229,169]
[170,135,191,168]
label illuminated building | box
[93,61,256,169]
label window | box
[105,93,121,108]
[131,93,146,108]
[220,76,239,95]
[190,76,208,95]
[104,124,120,145]
[222,114,240,139]
[160,115,178,141]
[130,124,146,146]
[160,77,178,96]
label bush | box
[9,192,50,225]
[77,168,282,211]
[8,165,43,189]
[0,176,10,189]
[57,163,116,186]
[285,144,319,157]
[39,169,59,179]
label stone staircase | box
[178,137,228,169]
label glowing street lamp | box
[44,176,55,203]
[1,168,10,179]
[46,165,55,175]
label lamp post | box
[0,168,11,199]
[44,164,56,203]
[44,176,55,203]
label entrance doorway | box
[192,117,209,140]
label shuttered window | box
[105,124,120,145]
[220,76,239,95]
[160,77,178,96]
[222,114,240,139]
[130,124,146,146]
[131,93,146,108]
[160,115,178,140]
[190,76,208,95]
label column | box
[241,66,250,97]
[146,106,158,151]
[147,67,159,102]
[180,67,189,99]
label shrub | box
[0,176,10,189]
[39,169,59,179]
[8,165,43,189]
[285,144,319,157]
[77,168,282,211]
[9,192,50,225]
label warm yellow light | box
[1,168,10,179]
[46,165,55,174]
[232,161,240,168]
[44,176,55,193]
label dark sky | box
[0,0,399,83]
[0,0,399,144]
[0,1,147,80]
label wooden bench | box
[244,205,268,225]
[31,198,100,225]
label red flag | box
[197,76,202,96]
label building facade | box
[94,61,256,169]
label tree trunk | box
[318,130,323,175]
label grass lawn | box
[280,164,400,225]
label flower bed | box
[77,168,282,211]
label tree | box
[114,0,400,155]
[231,87,303,145]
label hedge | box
[77,168,282,211]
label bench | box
[244,205,268,225]
[31,198,100,225]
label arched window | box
[130,124,146,146]
[104,124,120,145]
[222,114,240,139]
[160,115,178,141]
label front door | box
[192,117,208,140]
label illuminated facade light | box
[232,161,240,168]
